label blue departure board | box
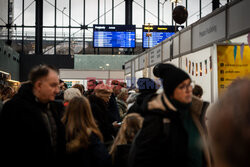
[93,25,136,48]
[142,25,184,48]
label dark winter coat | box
[89,95,116,144]
[127,93,156,116]
[112,144,131,167]
[66,132,112,167]
[128,94,211,167]
[0,100,3,114]
[108,93,121,122]
[0,83,66,165]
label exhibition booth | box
[124,0,250,103]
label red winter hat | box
[94,84,113,94]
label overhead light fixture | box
[106,64,110,67]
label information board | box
[142,25,183,48]
[217,45,250,96]
[93,25,136,48]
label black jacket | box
[128,94,188,167]
[0,83,66,165]
[127,93,156,116]
[112,144,132,167]
[66,133,112,167]
[108,93,121,122]
[89,95,116,144]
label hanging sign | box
[192,11,226,50]
[125,62,131,75]
[149,46,162,66]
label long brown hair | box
[109,113,143,159]
[62,96,103,152]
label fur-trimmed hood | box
[145,93,211,167]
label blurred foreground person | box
[62,96,111,167]
[0,84,4,112]
[128,63,211,167]
[110,113,143,167]
[0,65,66,165]
[1,86,14,104]
[208,79,250,167]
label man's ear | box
[34,80,42,90]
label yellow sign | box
[144,27,153,30]
[157,27,168,30]
[217,45,250,96]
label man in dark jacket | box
[128,77,158,116]
[0,65,66,165]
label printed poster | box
[217,45,250,96]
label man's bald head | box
[208,79,250,167]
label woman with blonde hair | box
[109,113,143,167]
[62,96,111,166]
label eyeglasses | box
[177,81,195,90]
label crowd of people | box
[0,63,249,167]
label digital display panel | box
[142,25,184,48]
[93,25,136,48]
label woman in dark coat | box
[62,96,111,167]
[128,63,212,167]
[88,84,119,146]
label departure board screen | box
[142,25,184,48]
[93,25,136,48]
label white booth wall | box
[166,58,180,67]
[135,70,143,83]
[180,47,213,102]
[125,74,132,87]
[124,0,250,102]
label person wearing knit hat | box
[137,77,158,94]
[64,88,82,107]
[153,63,191,98]
[94,84,113,103]
[127,77,158,116]
[89,84,118,146]
[128,63,211,167]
